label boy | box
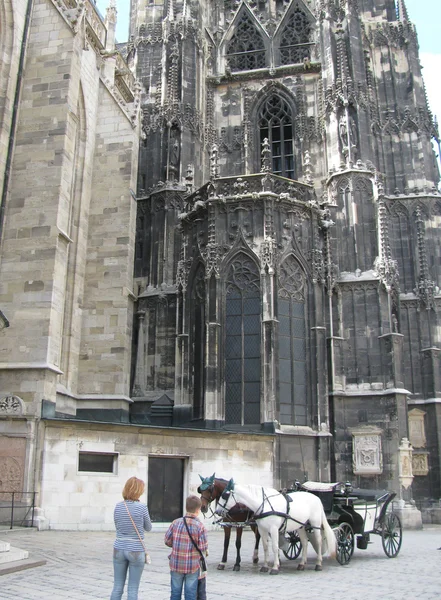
[165,495,208,600]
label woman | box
[110,477,152,600]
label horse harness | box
[223,487,321,535]
[201,484,255,527]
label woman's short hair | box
[122,477,145,501]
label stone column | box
[379,332,404,389]
[421,347,441,398]
[132,311,146,397]
[204,275,222,427]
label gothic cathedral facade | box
[130,0,440,506]
[0,0,440,529]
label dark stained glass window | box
[279,7,313,66]
[259,95,295,179]
[225,255,261,425]
[278,257,307,425]
[226,12,266,72]
[390,208,414,293]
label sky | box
[96,0,441,135]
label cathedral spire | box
[105,0,117,51]
[396,0,409,22]
[167,0,175,21]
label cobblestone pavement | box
[0,525,440,600]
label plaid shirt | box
[164,514,208,574]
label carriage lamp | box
[344,482,353,494]
[0,310,9,332]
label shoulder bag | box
[124,501,151,564]
[183,516,207,573]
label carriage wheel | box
[282,531,302,560]
[335,523,354,565]
[381,512,402,558]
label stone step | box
[0,546,29,564]
[0,557,46,576]
[0,541,11,553]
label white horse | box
[216,479,336,574]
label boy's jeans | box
[110,549,145,600]
[170,570,199,600]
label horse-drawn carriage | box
[198,475,402,573]
[281,480,402,565]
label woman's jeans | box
[170,569,199,600]
[110,549,145,600]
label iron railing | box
[0,491,37,529]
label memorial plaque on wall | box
[351,428,383,475]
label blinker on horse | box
[198,474,261,571]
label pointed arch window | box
[225,255,261,425]
[390,208,414,293]
[226,12,267,72]
[278,257,308,426]
[259,95,295,179]
[278,6,313,66]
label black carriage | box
[283,481,402,565]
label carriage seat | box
[297,481,344,513]
[300,481,343,493]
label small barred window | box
[226,13,267,72]
[279,7,312,66]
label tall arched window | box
[226,12,266,72]
[390,206,414,293]
[278,6,313,66]
[225,255,261,425]
[258,95,295,179]
[190,265,206,419]
[278,257,308,425]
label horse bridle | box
[216,487,236,516]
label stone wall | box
[0,0,139,423]
[39,420,275,530]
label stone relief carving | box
[398,437,414,489]
[351,428,383,475]
[412,453,429,476]
[0,395,25,416]
[0,456,23,498]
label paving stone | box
[0,526,440,599]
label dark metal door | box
[148,457,184,522]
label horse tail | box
[321,505,337,559]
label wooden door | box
[148,457,184,522]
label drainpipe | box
[0,0,35,245]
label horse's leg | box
[311,528,323,571]
[297,528,309,571]
[233,527,243,571]
[217,527,231,570]
[269,525,281,575]
[251,524,260,564]
[259,529,270,573]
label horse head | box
[198,473,217,513]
